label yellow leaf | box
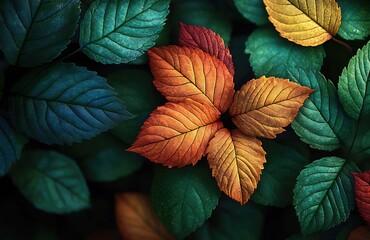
[206,128,266,205]
[263,0,341,46]
[128,99,223,167]
[115,192,175,240]
[229,76,313,138]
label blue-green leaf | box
[0,0,80,67]
[293,157,359,234]
[233,0,268,25]
[252,140,309,207]
[10,150,90,214]
[337,0,370,40]
[9,62,132,145]
[0,113,27,176]
[151,165,220,240]
[287,68,353,151]
[245,28,325,78]
[80,0,170,64]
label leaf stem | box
[59,47,82,62]
[332,37,352,53]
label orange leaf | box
[263,0,341,46]
[206,128,266,205]
[115,192,175,240]
[229,76,313,138]
[348,226,370,240]
[178,22,234,76]
[148,45,235,113]
[128,99,223,167]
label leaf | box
[191,198,265,240]
[108,69,164,145]
[287,67,352,151]
[229,76,313,138]
[0,113,27,176]
[252,140,309,207]
[245,28,325,78]
[151,165,220,239]
[0,0,80,67]
[234,0,268,25]
[263,0,341,46]
[115,192,175,240]
[338,41,370,120]
[10,150,90,214]
[337,0,370,40]
[348,226,370,240]
[206,128,266,205]
[178,22,234,76]
[79,0,170,64]
[8,62,131,145]
[353,171,370,226]
[128,99,223,167]
[293,157,359,234]
[148,45,235,113]
[171,0,232,44]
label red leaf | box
[178,22,234,76]
[348,226,370,240]
[353,171,370,226]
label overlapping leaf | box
[348,226,370,240]
[0,0,80,66]
[293,157,359,234]
[234,0,268,25]
[80,0,170,64]
[148,46,235,113]
[178,22,234,75]
[8,63,131,145]
[115,192,174,240]
[353,171,370,226]
[287,68,352,151]
[263,0,341,46]
[128,99,223,167]
[206,128,266,205]
[10,150,90,214]
[229,76,313,138]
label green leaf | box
[108,69,163,144]
[171,0,232,44]
[80,0,170,64]
[0,113,27,176]
[0,0,80,67]
[10,150,90,214]
[151,165,220,239]
[287,67,353,151]
[293,157,359,234]
[338,40,370,120]
[337,0,370,40]
[79,146,143,182]
[9,62,132,145]
[252,140,309,207]
[245,28,325,78]
[191,198,265,240]
[233,0,268,25]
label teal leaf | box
[108,69,164,145]
[287,67,353,151]
[79,0,170,64]
[252,140,309,207]
[151,165,220,240]
[171,0,232,44]
[10,150,90,214]
[245,28,325,78]
[79,146,143,182]
[0,0,80,67]
[0,113,27,176]
[233,0,268,25]
[191,198,265,240]
[9,62,132,145]
[337,0,370,40]
[293,157,359,234]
